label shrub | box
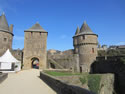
[87,75,101,94]
[79,77,87,85]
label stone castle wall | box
[40,71,114,94]
[0,31,13,56]
[40,71,95,94]
[55,73,114,94]
[91,59,125,94]
[74,34,98,72]
[47,49,79,72]
[23,32,47,69]
[11,49,23,62]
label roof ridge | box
[25,22,46,32]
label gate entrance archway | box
[31,57,39,69]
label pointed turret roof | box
[25,22,47,32]
[0,13,9,32]
[75,26,80,35]
[80,21,93,34]
[73,21,98,38]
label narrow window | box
[82,36,85,39]
[40,32,41,35]
[92,48,94,53]
[80,66,82,73]
[4,38,7,42]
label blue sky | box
[0,0,125,51]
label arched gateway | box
[31,57,39,69]
[23,23,48,69]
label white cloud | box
[60,35,67,39]
[116,42,125,45]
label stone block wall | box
[47,50,79,72]
[0,32,13,56]
[40,72,95,94]
[40,71,114,94]
[56,74,114,94]
[11,49,23,61]
[0,73,8,83]
[91,59,125,94]
[23,32,47,69]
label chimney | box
[9,24,13,33]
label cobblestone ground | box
[0,69,57,94]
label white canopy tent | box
[0,49,21,72]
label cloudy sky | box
[0,0,125,51]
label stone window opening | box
[92,48,94,53]
[3,38,7,42]
[50,63,55,69]
[82,36,85,40]
[80,66,82,73]
[40,32,41,35]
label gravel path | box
[0,69,57,94]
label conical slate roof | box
[0,13,9,32]
[25,22,46,32]
[80,21,93,34]
[75,26,80,35]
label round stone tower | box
[0,13,14,56]
[73,21,98,72]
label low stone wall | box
[55,74,114,94]
[0,73,8,83]
[40,72,95,94]
[91,60,125,94]
[40,71,114,94]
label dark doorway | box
[80,66,82,73]
[31,57,39,69]
[50,63,56,69]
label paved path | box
[0,69,57,94]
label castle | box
[0,13,98,72]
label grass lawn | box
[44,71,82,76]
